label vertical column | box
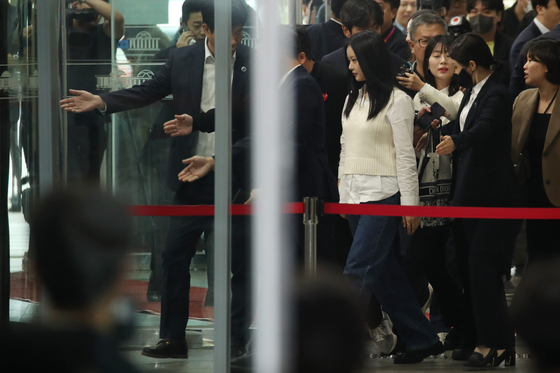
[37,0,62,195]
[214,0,233,372]
[253,1,295,373]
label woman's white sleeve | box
[417,84,463,120]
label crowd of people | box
[56,0,560,370]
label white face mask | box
[523,1,533,14]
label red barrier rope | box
[129,203,305,217]
[129,202,559,220]
[323,203,560,220]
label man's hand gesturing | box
[164,114,194,137]
[60,89,105,113]
[178,156,214,182]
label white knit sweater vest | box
[341,89,400,176]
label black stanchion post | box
[303,197,318,276]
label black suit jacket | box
[382,26,411,61]
[493,31,514,88]
[100,42,251,192]
[509,21,542,97]
[309,61,347,177]
[444,74,521,207]
[306,19,348,61]
[232,66,338,202]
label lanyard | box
[543,88,559,114]
[384,27,395,43]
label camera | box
[448,15,472,39]
[66,0,99,24]
[397,63,413,78]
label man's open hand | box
[178,156,214,182]
[164,114,194,137]
[60,89,105,113]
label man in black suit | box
[509,0,560,96]
[375,0,412,60]
[61,0,252,360]
[322,0,409,78]
[306,0,349,60]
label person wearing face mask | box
[511,38,560,266]
[436,33,523,366]
[502,0,535,39]
[466,0,514,88]
[509,0,560,97]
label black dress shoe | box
[142,339,188,359]
[231,343,246,359]
[463,349,497,367]
[443,327,462,351]
[231,353,253,373]
[452,347,474,361]
[393,341,446,364]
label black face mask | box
[469,14,495,34]
[453,68,473,89]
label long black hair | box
[344,31,394,120]
[423,35,460,97]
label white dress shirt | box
[459,74,490,132]
[533,17,551,35]
[339,89,419,206]
[195,38,237,157]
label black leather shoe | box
[231,352,253,373]
[142,339,188,359]
[231,343,246,359]
[452,347,474,361]
[443,327,462,350]
[393,341,446,364]
[463,349,497,367]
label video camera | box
[448,15,471,39]
[66,0,99,25]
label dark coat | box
[509,21,542,97]
[493,31,514,88]
[232,66,338,203]
[382,26,411,61]
[444,74,521,207]
[501,3,522,39]
[306,19,348,61]
[309,60,348,177]
[100,41,251,192]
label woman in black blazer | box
[436,33,522,368]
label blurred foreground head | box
[296,268,365,373]
[29,187,131,311]
[511,259,560,372]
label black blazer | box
[445,74,521,207]
[232,66,338,202]
[100,41,251,192]
[493,31,514,88]
[509,21,542,97]
[306,19,348,61]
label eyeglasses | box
[412,38,431,48]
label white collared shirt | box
[195,38,237,157]
[533,17,551,35]
[459,74,490,132]
[330,18,342,26]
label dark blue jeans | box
[344,193,439,351]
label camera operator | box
[466,0,514,87]
[66,0,124,183]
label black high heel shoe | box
[463,348,498,367]
[493,348,516,367]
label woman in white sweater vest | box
[339,31,443,364]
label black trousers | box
[453,218,520,349]
[410,224,463,329]
[160,179,252,347]
[526,182,560,266]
